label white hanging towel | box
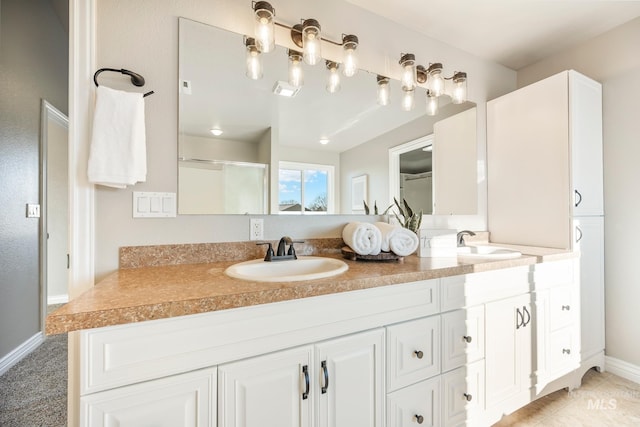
[88,86,147,188]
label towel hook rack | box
[93,68,155,97]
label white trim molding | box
[0,333,44,376]
[606,356,640,385]
[68,0,96,300]
[48,294,70,305]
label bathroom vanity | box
[48,244,582,427]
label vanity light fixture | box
[342,34,359,77]
[301,19,322,65]
[377,75,390,106]
[326,60,341,93]
[399,53,417,91]
[427,63,445,96]
[253,1,275,53]
[451,71,468,104]
[401,89,415,111]
[288,49,303,87]
[426,90,439,116]
[210,128,224,136]
[244,37,263,80]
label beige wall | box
[518,17,640,367]
[92,0,516,280]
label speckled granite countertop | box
[45,240,575,335]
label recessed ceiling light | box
[210,128,223,136]
[319,138,330,145]
[273,80,301,98]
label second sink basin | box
[457,245,522,260]
[224,256,349,282]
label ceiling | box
[346,0,640,70]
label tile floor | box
[492,369,640,426]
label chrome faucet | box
[457,230,476,247]
[258,236,304,261]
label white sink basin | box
[457,245,522,260]
[224,256,349,282]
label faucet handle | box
[256,242,274,261]
[287,240,305,259]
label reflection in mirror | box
[393,136,434,215]
[178,18,477,215]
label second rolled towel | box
[375,222,419,256]
[342,222,382,256]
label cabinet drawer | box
[441,360,485,427]
[548,328,579,376]
[387,316,441,391]
[549,285,575,331]
[441,306,485,372]
[387,377,441,427]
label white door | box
[80,367,216,427]
[485,294,532,413]
[316,329,384,427]
[218,346,314,427]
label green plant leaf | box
[363,200,370,215]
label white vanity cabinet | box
[487,69,604,384]
[218,329,384,427]
[80,367,217,427]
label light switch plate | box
[133,192,176,218]
[26,203,41,218]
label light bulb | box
[428,63,444,97]
[377,75,390,106]
[402,89,415,111]
[326,61,341,93]
[342,35,358,77]
[426,90,439,116]
[288,50,303,87]
[399,53,416,91]
[452,72,467,104]
[245,38,262,80]
[253,1,275,53]
[302,19,322,65]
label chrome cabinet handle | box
[562,305,571,311]
[414,350,424,359]
[302,365,310,400]
[463,393,473,402]
[563,348,571,355]
[576,225,583,243]
[463,335,473,343]
[523,306,531,327]
[516,307,523,329]
[321,360,329,394]
[414,414,424,424]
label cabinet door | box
[487,71,572,249]
[218,346,313,427]
[570,71,603,216]
[80,367,216,427]
[485,294,532,414]
[387,377,441,427]
[441,306,485,372]
[316,329,384,427]
[575,217,605,360]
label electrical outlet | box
[250,218,264,241]
[26,203,41,218]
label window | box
[278,161,334,214]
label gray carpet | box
[0,333,67,427]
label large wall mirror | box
[178,18,477,215]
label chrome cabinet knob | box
[463,335,472,343]
[414,350,424,359]
[414,414,424,424]
[464,393,473,402]
[562,305,571,311]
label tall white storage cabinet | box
[487,70,604,380]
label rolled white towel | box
[342,222,382,256]
[375,222,419,256]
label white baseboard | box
[48,294,69,305]
[0,332,44,376]
[606,356,640,385]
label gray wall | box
[518,17,640,367]
[0,0,68,359]
[92,0,516,281]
